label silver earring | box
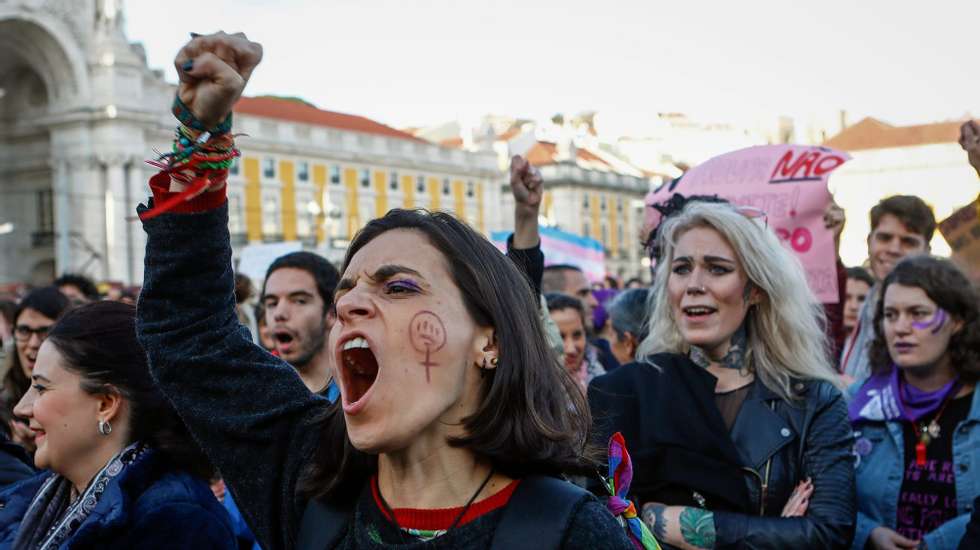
[98,419,112,436]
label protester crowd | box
[0,31,978,549]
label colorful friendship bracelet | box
[172,95,234,135]
[138,101,240,220]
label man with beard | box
[261,252,340,398]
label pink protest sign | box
[643,145,850,303]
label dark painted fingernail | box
[190,32,201,38]
[181,59,193,72]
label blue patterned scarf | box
[13,442,149,550]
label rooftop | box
[234,96,425,143]
[823,117,963,151]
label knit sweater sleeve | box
[135,198,327,550]
[559,497,635,549]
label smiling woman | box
[0,302,236,548]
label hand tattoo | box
[642,504,668,541]
[679,507,716,549]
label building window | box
[583,221,590,238]
[389,171,399,191]
[262,195,281,236]
[228,194,244,234]
[297,195,313,238]
[616,197,623,212]
[37,190,53,234]
[330,165,341,185]
[442,178,451,195]
[466,181,474,198]
[600,195,607,211]
[359,168,371,188]
[416,175,426,193]
[583,194,590,209]
[229,157,240,176]
[297,161,309,182]
[602,224,608,245]
[262,158,276,179]
[617,224,624,246]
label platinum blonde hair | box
[637,201,840,401]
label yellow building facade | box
[225,97,502,264]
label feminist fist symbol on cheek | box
[409,311,447,383]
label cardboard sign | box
[938,195,980,283]
[644,145,850,303]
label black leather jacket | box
[588,353,856,549]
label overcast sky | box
[125,0,980,132]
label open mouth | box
[683,306,717,318]
[273,331,296,352]
[339,336,379,410]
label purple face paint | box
[912,309,948,335]
[409,310,447,383]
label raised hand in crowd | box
[510,154,544,248]
[823,200,846,253]
[170,31,262,193]
[959,120,980,178]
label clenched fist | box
[175,31,263,129]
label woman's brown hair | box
[300,209,594,502]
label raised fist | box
[174,32,263,129]
[510,155,544,219]
[959,120,980,177]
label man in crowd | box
[542,265,598,326]
[54,273,99,305]
[840,195,936,382]
[261,252,341,398]
[542,264,618,372]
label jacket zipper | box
[740,465,770,516]
[741,401,778,517]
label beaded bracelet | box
[172,95,233,136]
[138,104,240,220]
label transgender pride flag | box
[491,226,606,283]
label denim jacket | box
[848,386,980,550]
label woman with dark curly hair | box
[0,301,236,548]
[849,255,980,550]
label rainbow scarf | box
[605,432,660,550]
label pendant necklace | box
[377,468,496,542]
[909,396,954,467]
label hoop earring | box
[98,419,112,436]
[490,357,498,366]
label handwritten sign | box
[644,145,850,302]
[938,195,980,284]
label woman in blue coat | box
[850,256,980,550]
[0,301,236,549]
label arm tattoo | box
[679,507,716,549]
[642,504,668,540]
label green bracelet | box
[172,95,233,135]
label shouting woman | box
[135,32,632,550]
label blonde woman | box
[589,200,855,549]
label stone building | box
[0,0,501,286]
